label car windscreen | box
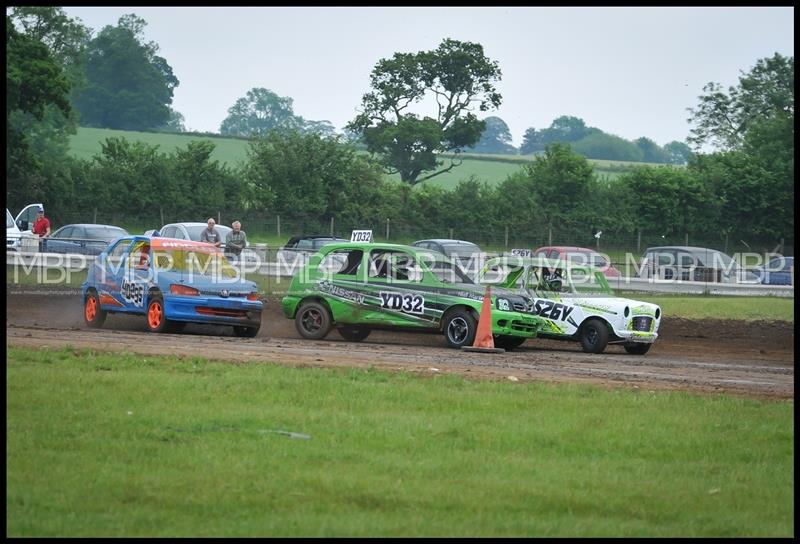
[566,251,608,268]
[441,244,480,259]
[427,258,474,284]
[84,227,128,242]
[153,248,237,278]
[185,225,231,241]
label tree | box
[634,137,670,163]
[300,119,337,138]
[570,132,644,162]
[687,53,793,151]
[467,116,517,154]
[663,141,693,165]
[519,127,543,155]
[348,38,502,185]
[73,14,179,130]
[156,107,186,132]
[219,87,302,137]
[6,16,73,208]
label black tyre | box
[337,326,371,342]
[295,301,333,340]
[84,290,107,328]
[443,308,478,349]
[146,294,178,333]
[494,335,526,351]
[624,343,651,355]
[579,318,609,354]
[233,325,260,338]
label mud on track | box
[6,291,795,399]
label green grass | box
[6,346,793,537]
[615,295,794,322]
[69,127,668,188]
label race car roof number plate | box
[351,230,373,243]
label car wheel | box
[493,335,526,351]
[233,325,259,338]
[579,318,609,354]
[624,343,651,355]
[145,294,178,333]
[295,301,333,340]
[84,290,107,328]
[443,308,477,349]
[337,326,371,342]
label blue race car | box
[753,256,794,285]
[81,236,263,336]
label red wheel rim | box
[148,301,163,328]
[85,296,97,321]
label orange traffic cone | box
[461,285,505,353]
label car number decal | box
[121,278,145,307]
[379,292,425,314]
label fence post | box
[159,207,163,226]
[685,232,689,246]
[330,217,334,237]
[94,207,98,223]
[277,215,281,238]
[504,226,509,248]
[386,218,390,240]
[218,211,221,225]
[724,233,728,254]
[548,226,552,246]
[449,228,453,239]
[637,229,641,253]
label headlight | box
[495,297,512,311]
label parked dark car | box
[638,246,759,283]
[276,235,348,262]
[411,239,484,277]
[45,224,129,255]
[753,256,794,285]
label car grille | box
[510,319,538,333]
[632,316,653,332]
[513,301,528,312]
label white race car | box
[479,255,661,355]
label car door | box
[97,239,132,309]
[14,203,43,232]
[47,225,76,254]
[365,248,432,328]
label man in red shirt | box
[32,206,51,251]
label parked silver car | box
[411,238,485,277]
[638,246,760,283]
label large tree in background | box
[468,116,517,154]
[219,87,302,136]
[687,52,793,151]
[663,141,693,165]
[348,38,502,185]
[73,14,179,130]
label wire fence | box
[36,207,794,265]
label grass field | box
[6,346,793,537]
[69,127,668,188]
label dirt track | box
[6,291,795,399]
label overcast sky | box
[61,6,793,147]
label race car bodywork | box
[479,255,661,355]
[281,242,548,349]
[81,236,263,336]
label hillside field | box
[69,127,672,188]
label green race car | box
[281,242,548,349]
[479,255,662,355]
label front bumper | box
[614,330,659,343]
[165,295,263,328]
[492,310,544,338]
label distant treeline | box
[12,132,790,247]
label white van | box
[6,203,43,251]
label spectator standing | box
[32,206,51,252]
[225,220,247,259]
[200,217,222,247]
